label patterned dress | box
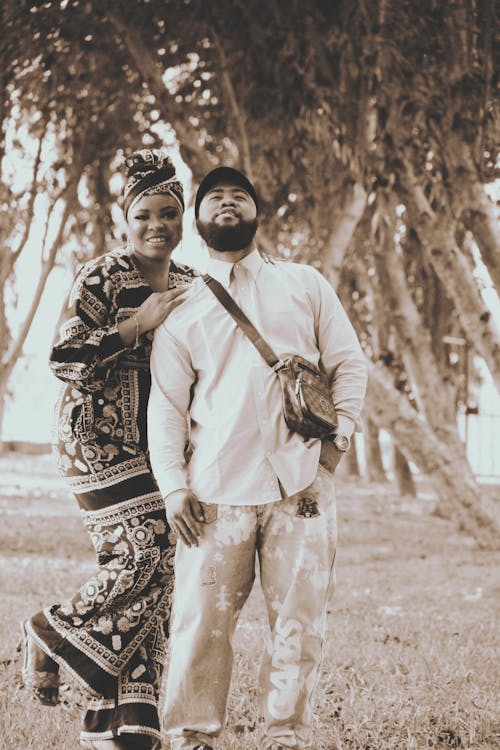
[27,249,197,746]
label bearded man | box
[147,167,367,750]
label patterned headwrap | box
[122,149,185,219]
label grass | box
[0,452,498,749]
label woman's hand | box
[118,287,187,345]
[135,287,187,333]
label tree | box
[0,0,168,445]
[1,0,498,545]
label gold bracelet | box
[132,315,141,348]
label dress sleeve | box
[49,260,129,393]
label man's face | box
[196,181,258,252]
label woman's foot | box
[80,736,154,749]
[80,741,127,750]
[19,620,59,706]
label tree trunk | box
[463,204,500,292]
[323,181,367,287]
[393,445,417,498]
[366,361,499,549]
[400,164,500,394]
[212,34,255,182]
[0,184,78,442]
[106,8,214,183]
[345,440,361,478]
[365,418,387,483]
[440,133,500,292]
[0,377,8,454]
[370,213,472,496]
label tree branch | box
[212,33,254,181]
[400,164,500,393]
[106,5,214,182]
[366,360,500,548]
[323,181,367,287]
[3,178,79,378]
[1,121,47,283]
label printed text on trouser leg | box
[267,616,303,720]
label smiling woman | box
[127,193,183,286]
[19,150,198,750]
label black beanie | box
[194,166,259,218]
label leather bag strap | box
[203,274,283,370]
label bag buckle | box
[272,359,288,372]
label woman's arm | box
[50,261,129,393]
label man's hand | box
[166,489,205,547]
[319,440,344,474]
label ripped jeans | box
[163,465,337,750]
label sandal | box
[19,620,59,706]
[80,738,154,749]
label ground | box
[0,452,498,750]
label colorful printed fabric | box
[28,249,197,745]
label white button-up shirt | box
[148,250,367,505]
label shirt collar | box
[206,249,263,288]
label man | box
[148,167,367,750]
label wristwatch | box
[331,434,351,452]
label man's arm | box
[148,322,205,546]
[311,267,368,435]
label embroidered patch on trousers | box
[296,495,320,518]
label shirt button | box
[98,399,104,405]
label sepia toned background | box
[0,2,499,748]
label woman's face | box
[127,192,183,262]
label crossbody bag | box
[203,274,338,439]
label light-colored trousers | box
[163,465,337,750]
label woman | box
[20,150,197,750]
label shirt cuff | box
[335,415,355,438]
[153,468,188,500]
[164,487,189,501]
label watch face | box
[334,435,350,452]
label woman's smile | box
[128,193,183,261]
[146,234,170,244]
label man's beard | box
[196,217,258,252]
